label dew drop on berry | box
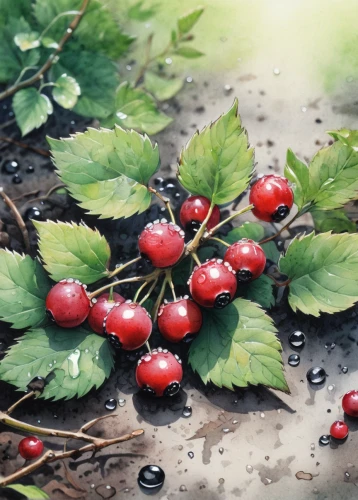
[197,273,206,284]
[288,330,306,348]
[105,398,117,411]
[319,435,330,446]
[288,353,300,367]
[182,406,192,418]
[138,465,165,491]
[306,366,326,385]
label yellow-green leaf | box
[13,88,53,136]
[52,74,81,109]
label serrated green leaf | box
[242,275,275,309]
[0,250,51,329]
[52,74,81,109]
[102,82,172,135]
[34,220,110,284]
[327,129,358,150]
[0,325,114,401]
[51,50,117,119]
[311,208,356,233]
[178,6,204,34]
[284,148,310,211]
[178,99,254,204]
[6,484,49,500]
[128,1,157,21]
[175,46,204,58]
[144,72,183,101]
[48,125,159,219]
[189,298,288,392]
[14,32,40,51]
[13,88,53,137]
[279,232,358,316]
[223,222,265,244]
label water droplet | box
[117,111,127,120]
[306,366,326,385]
[105,398,117,411]
[345,471,350,478]
[218,478,225,484]
[327,384,335,394]
[246,465,253,474]
[223,84,233,95]
[67,349,81,379]
[186,76,193,83]
[138,465,165,491]
[188,451,194,459]
[232,420,238,424]
[182,406,192,418]
[95,484,116,499]
[165,57,172,65]
[223,428,230,433]
[126,65,132,71]
[301,106,307,113]
[197,273,206,284]
[25,207,43,221]
[342,366,348,374]
[273,67,280,75]
[2,159,19,175]
[260,412,265,419]
[289,331,306,348]
[118,398,126,407]
[179,485,187,492]
[288,353,300,367]
[319,435,330,446]
[330,342,336,349]
[12,173,22,184]
[26,165,35,174]
[219,447,224,455]
[310,443,315,450]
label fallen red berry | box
[249,175,294,222]
[88,292,125,334]
[342,390,358,417]
[224,238,266,282]
[179,195,220,233]
[136,348,183,397]
[138,219,185,268]
[105,301,152,350]
[158,297,202,343]
[46,279,90,328]
[18,436,44,460]
[188,258,237,308]
[330,420,349,440]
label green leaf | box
[14,32,40,51]
[178,99,254,204]
[13,88,53,137]
[6,484,49,500]
[327,129,358,150]
[0,325,114,401]
[52,74,81,109]
[34,220,110,284]
[102,82,172,135]
[178,6,204,34]
[284,148,310,211]
[188,298,288,392]
[0,0,32,25]
[128,1,157,21]
[0,250,51,329]
[311,208,356,233]
[261,241,281,264]
[242,275,275,309]
[279,232,358,316]
[41,36,59,48]
[223,222,264,244]
[48,125,159,219]
[174,46,204,58]
[144,72,183,101]
[51,50,117,119]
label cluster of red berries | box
[45,175,293,397]
[326,390,358,442]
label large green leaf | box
[279,232,358,316]
[48,125,159,219]
[0,325,114,401]
[242,275,275,309]
[34,220,110,284]
[311,208,356,233]
[5,484,49,499]
[144,72,183,101]
[327,128,358,150]
[178,6,204,33]
[284,148,310,211]
[13,88,53,136]
[188,298,288,392]
[51,50,117,119]
[52,74,81,109]
[102,82,173,135]
[178,99,254,204]
[0,250,51,329]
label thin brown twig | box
[11,190,40,203]
[20,183,67,207]
[5,392,35,415]
[0,0,89,101]
[0,136,50,157]
[259,212,301,245]
[0,187,30,252]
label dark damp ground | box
[1,75,358,500]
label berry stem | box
[148,187,176,224]
[186,203,215,252]
[259,211,303,245]
[208,204,254,236]
[210,236,230,248]
[108,286,114,302]
[88,276,144,300]
[145,341,152,354]
[151,276,168,322]
[165,269,177,301]
[139,278,159,306]
[191,252,201,266]
[107,256,142,279]
[133,281,150,302]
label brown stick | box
[0,0,89,101]
[6,392,35,415]
[0,187,30,252]
[0,136,50,157]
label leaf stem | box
[210,236,230,248]
[0,187,30,253]
[107,256,142,279]
[149,187,176,224]
[208,204,254,236]
[259,212,302,245]
[267,275,291,287]
[165,269,177,301]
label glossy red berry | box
[46,279,90,328]
[88,292,125,334]
[104,301,152,350]
[188,258,237,308]
[249,175,294,222]
[179,196,220,233]
[224,239,266,282]
[138,219,185,268]
[330,420,349,440]
[136,348,183,397]
[342,390,358,417]
[18,436,44,460]
[158,297,203,343]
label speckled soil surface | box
[1,68,358,500]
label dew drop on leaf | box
[67,349,81,379]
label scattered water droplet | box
[118,398,126,407]
[186,76,193,83]
[138,465,165,491]
[246,465,253,474]
[232,420,238,424]
[2,160,19,174]
[288,353,300,367]
[26,165,35,174]
[273,67,280,75]
[306,366,326,385]
[218,478,225,484]
[327,384,335,394]
[95,484,116,499]
[12,173,22,184]
[223,427,230,433]
[319,435,330,446]
[182,406,192,418]
[67,349,81,378]
[219,447,224,455]
[310,443,315,450]
[165,57,172,65]
[260,412,265,419]
[301,106,307,113]
[179,485,187,492]
[105,398,117,411]
[342,366,348,374]
[188,451,194,459]
[289,331,306,348]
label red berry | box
[136,348,183,397]
[158,297,202,343]
[138,219,185,268]
[46,279,90,328]
[188,258,237,308]
[249,175,294,222]
[88,292,125,334]
[18,436,44,460]
[179,196,220,233]
[342,390,358,417]
[330,420,349,440]
[224,239,266,282]
[105,301,152,350]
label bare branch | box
[0,187,30,252]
